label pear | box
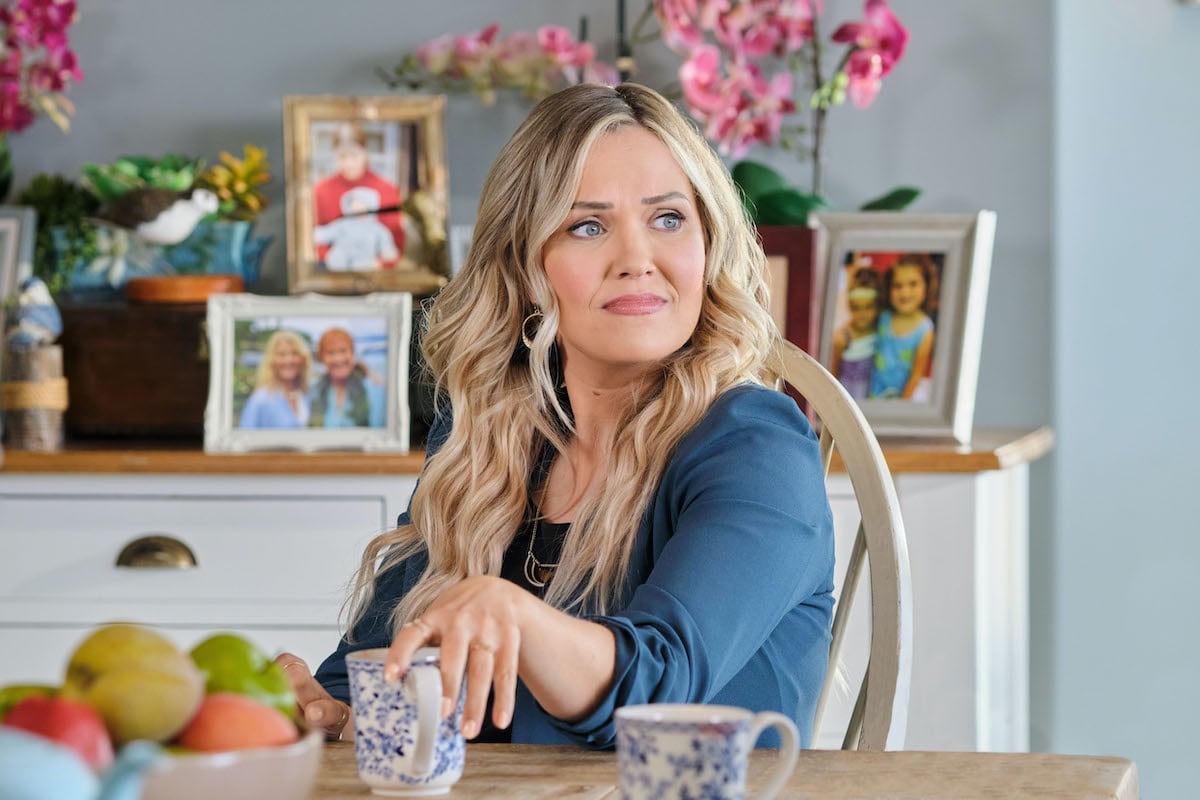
[61,623,203,745]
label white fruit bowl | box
[140,727,323,800]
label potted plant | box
[166,145,273,286]
[14,174,100,296]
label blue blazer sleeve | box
[313,407,450,700]
[548,385,834,746]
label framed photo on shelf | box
[204,292,413,453]
[814,211,996,443]
[283,94,450,295]
[0,206,36,307]
[759,223,822,357]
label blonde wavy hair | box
[254,329,312,393]
[346,83,779,635]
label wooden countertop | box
[0,426,1052,476]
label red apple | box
[0,695,114,771]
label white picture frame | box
[204,292,412,453]
[0,206,36,307]
[814,211,996,443]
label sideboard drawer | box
[0,493,387,625]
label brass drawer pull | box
[115,535,198,569]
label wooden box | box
[59,300,209,438]
[58,297,439,443]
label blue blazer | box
[315,383,834,748]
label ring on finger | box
[327,705,351,743]
[469,641,496,654]
[407,617,433,636]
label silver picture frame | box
[0,206,36,306]
[814,211,996,443]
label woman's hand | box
[384,576,525,740]
[274,653,353,741]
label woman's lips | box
[603,293,668,315]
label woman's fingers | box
[274,653,352,740]
[436,621,471,723]
[303,697,353,739]
[490,636,519,731]
[384,616,436,683]
[459,640,496,739]
[384,577,527,737]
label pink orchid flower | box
[698,62,795,157]
[655,0,706,50]
[679,43,728,113]
[830,0,908,108]
[713,4,781,60]
[831,0,909,76]
[773,0,821,53]
[414,34,455,74]
[453,23,500,64]
[842,48,884,108]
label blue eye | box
[653,212,684,231]
[568,220,603,238]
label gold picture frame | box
[283,94,450,295]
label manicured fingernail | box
[441,696,454,719]
[496,710,511,729]
[461,718,478,739]
[384,664,401,683]
[309,706,325,722]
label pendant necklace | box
[523,515,558,588]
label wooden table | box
[314,743,1138,799]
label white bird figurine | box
[95,186,219,246]
[5,276,63,347]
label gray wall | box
[9,0,1191,794]
[1055,0,1200,795]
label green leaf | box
[859,186,922,211]
[731,160,787,204]
[754,188,830,226]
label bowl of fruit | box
[0,624,321,800]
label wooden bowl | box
[125,275,244,304]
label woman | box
[238,330,312,429]
[309,327,385,429]
[279,84,834,748]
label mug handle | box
[747,711,800,800]
[408,663,441,776]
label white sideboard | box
[0,428,1051,752]
[0,469,417,686]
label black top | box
[474,514,570,743]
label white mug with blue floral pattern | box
[615,704,799,800]
[346,647,465,796]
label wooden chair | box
[765,340,914,751]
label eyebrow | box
[570,191,690,210]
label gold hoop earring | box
[521,309,543,349]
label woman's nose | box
[612,226,655,279]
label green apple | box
[0,684,57,722]
[189,633,296,718]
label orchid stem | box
[809,15,826,199]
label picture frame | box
[283,94,450,295]
[814,211,996,443]
[759,223,822,357]
[204,292,412,453]
[0,206,36,308]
